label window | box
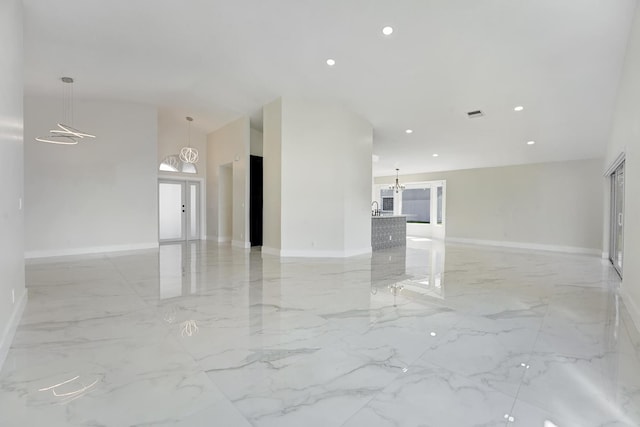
[402,188,431,223]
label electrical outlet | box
[12,289,15,304]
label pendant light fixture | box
[35,77,96,145]
[390,168,405,193]
[179,117,199,164]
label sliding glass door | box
[609,162,624,276]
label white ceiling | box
[23,0,637,176]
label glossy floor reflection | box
[1,240,638,426]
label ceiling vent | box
[467,110,484,118]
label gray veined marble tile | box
[515,351,640,426]
[0,336,245,426]
[205,345,403,427]
[534,286,618,358]
[2,240,637,427]
[415,312,542,398]
[342,359,516,427]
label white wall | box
[264,98,373,257]
[24,97,159,257]
[0,0,26,369]
[218,164,233,241]
[157,109,207,179]
[376,159,603,254]
[250,128,263,157]
[263,100,282,251]
[206,117,250,247]
[605,2,640,329]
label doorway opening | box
[250,155,263,246]
[158,179,201,243]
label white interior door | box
[159,179,201,242]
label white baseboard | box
[213,236,230,243]
[232,240,251,249]
[264,246,372,258]
[0,289,28,371]
[261,246,281,256]
[602,251,609,260]
[24,242,159,259]
[445,237,600,256]
[621,287,640,333]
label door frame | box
[604,152,625,277]
[609,162,625,277]
[158,176,206,243]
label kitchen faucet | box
[371,201,380,216]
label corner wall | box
[0,0,26,369]
[264,98,373,257]
[206,117,250,247]
[376,158,604,254]
[605,1,640,329]
[262,100,282,251]
[24,97,159,257]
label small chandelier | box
[35,77,96,145]
[179,117,199,164]
[390,168,405,193]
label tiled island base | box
[372,215,406,250]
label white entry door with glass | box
[159,179,201,242]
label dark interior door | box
[250,155,263,246]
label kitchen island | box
[371,215,406,250]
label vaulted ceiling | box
[23,0,637,176]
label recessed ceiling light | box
[527,140,535,145]
[405,129,413,134]
[514,105,524,112]
[382,26,394,36]
[326,58,336,66]
[432,153,439,157]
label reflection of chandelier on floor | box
[179,117,199,164]
[35,77,96,145]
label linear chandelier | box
[390,168,405,193]
[179,116,199,164]
[35,77,96,145]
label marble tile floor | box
[0,240,638,426]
